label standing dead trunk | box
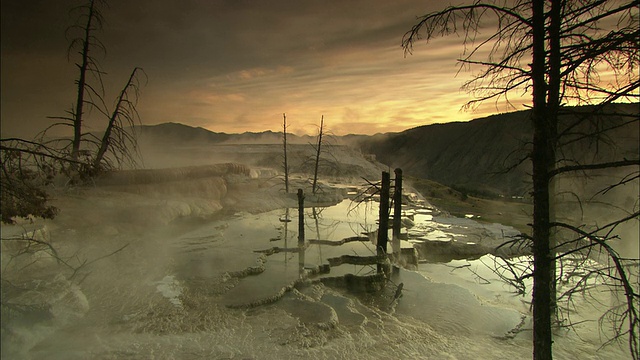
[92,67,140,171]
[312,115,324,194]
[531,1,553,358]
[377,171,390,274]
[283,113,289,193]
[392,168,403,268]
[297,189,305,277]
[546,0,562,321]
[71,0,98,162]
[297,189,305,243]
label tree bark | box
[377,171,390,273]
[531,0,553,358]
[92,68,138,171]
[297,189,305,243]
[312,115,324,194]
[283,113,289,193]
[546,0,562,323]
[72,0,96,162]
[392,168,403,267]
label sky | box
[1,0,530,138]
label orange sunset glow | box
[1,0,532,138]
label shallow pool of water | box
[3,199,631,359]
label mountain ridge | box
[138,103,639,197]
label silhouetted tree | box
[57,0,107,163]
[45,0,143,175]
[282,113,290,193]
[0,139,69,223]
[403,1,639,359]
[1,0,144,222]
[92,67,145,172]
[312,115,325,194]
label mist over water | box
[0,197,629,358]
[1,139,636,359]
[556,170,640,259]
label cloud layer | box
[1,0,529,138]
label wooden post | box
[377,171,390,273]
[392,168,402,271]
[298,189,305,277]
[298,189,305,243]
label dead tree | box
[282,113,290,193]
[312,115,324,194]
[377,171,390,273]
[44,0,143,177]
[65,0,107,163]
[92,67,145,172]
[0,139,75,223]
[392,168,403,267]
[403,1,639,358]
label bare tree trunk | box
[377,171,390,274]
[283,113,289,193]
[297,189,305,277]
[312,115,323,194]
[92,68,139,171]
[298,189,305,244]
[401,2,639,358]
[546,0,562,323]
[531,1,553,358]
[72,0,97,162]
[392,168,403,268]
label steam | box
[555,168,640,258]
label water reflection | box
[173,198,521,309]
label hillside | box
[135,124,386,181]
[135,103,638,198]
[137,122,315,145]
[358,103,639,197]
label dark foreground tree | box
[44,0,143,176]
[2,0,144,223]
[403,1,639,359]
[0,139,70,223]
[53,0,107,163]
[91,67,146,173]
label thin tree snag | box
[298,188,305,277]
[93,67,140,171]
[377,171,390,274]
[297,189,305,244]
[392,168,403,268]
[312,115,324,194]
[283,113,289,193]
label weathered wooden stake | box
[298,188,305,243]
[392,168,403,269]
[377,171,390,273]
[298,189,305,277]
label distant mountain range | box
[137,122,316,145]
[138,103,639,197]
